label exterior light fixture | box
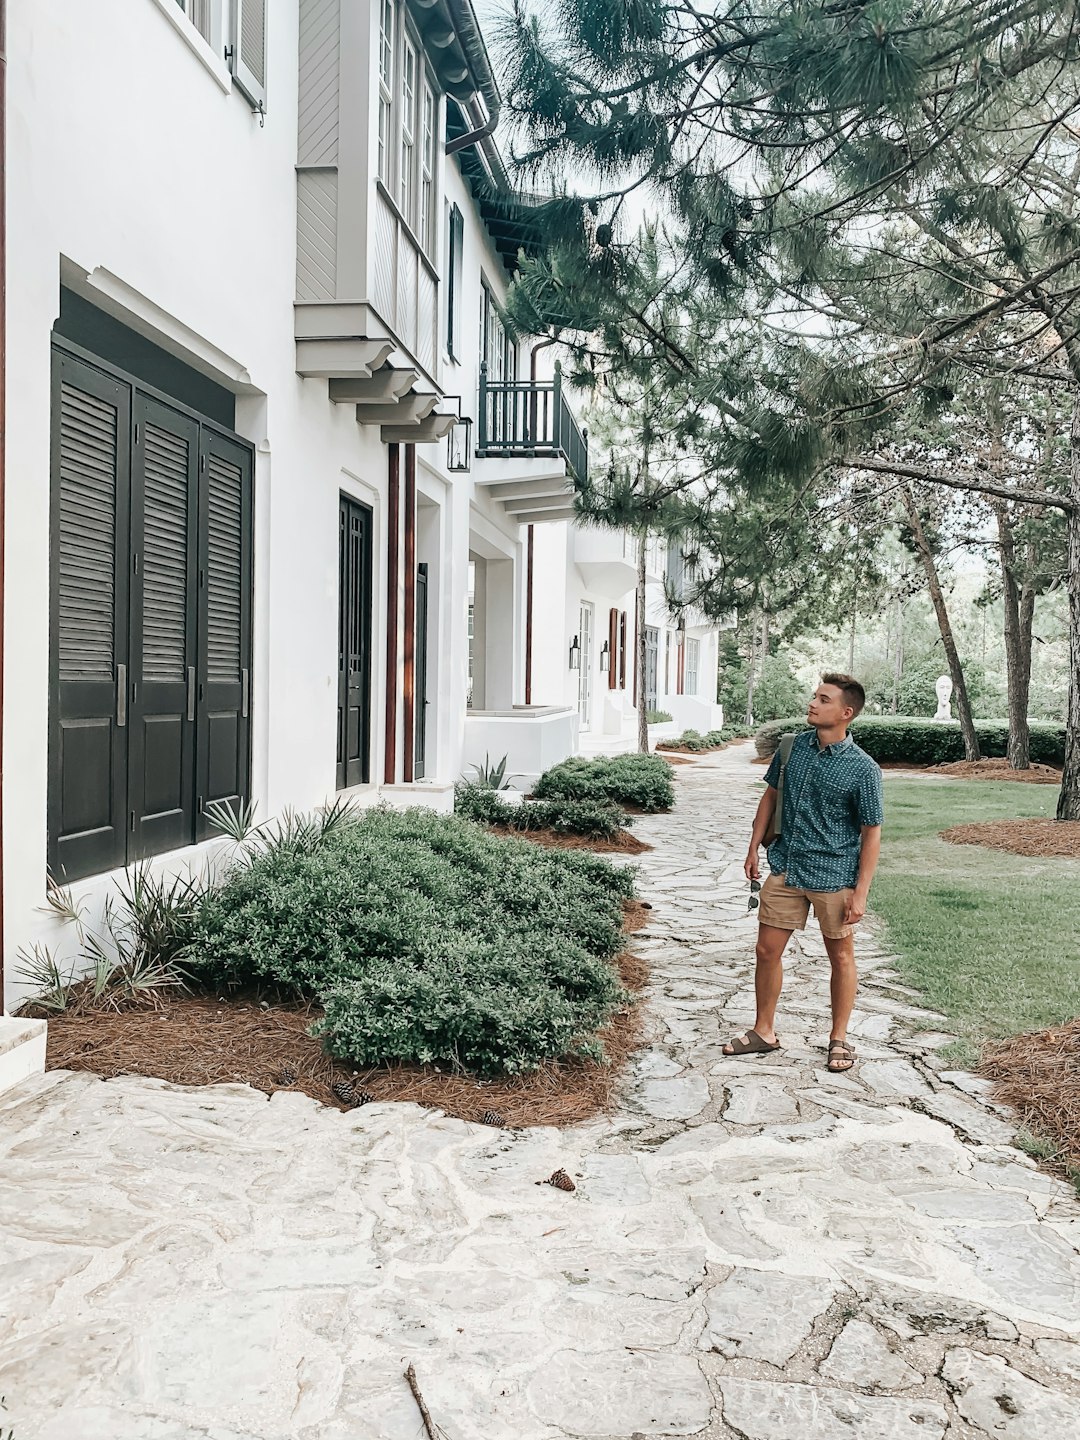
[599,640,610,673]
[447,416,473,473]
[568,635,581,670]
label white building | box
[529,525,727,750]
[0,0,588,1024]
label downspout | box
[0,0,7,1008]
[443,0,501,158]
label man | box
[723,673,884,1073]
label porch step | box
[0,1017,48,1096]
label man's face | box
[807,683,852,729]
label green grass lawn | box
[871,777,1080,1067]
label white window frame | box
[148,0,231,91]
[378,0,395,185]
[400,37,418,220]
[377,0,440,260]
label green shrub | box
[754,717,1066,766]
[454,783,629,840]
[646,709,673,724]
[185,806,634,1075]
[534,754,676,812]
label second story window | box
[377,0,439,259]
[176,0,213,43]
[378,0,394,185]
[420,83,435,252]
[480,282,516,382]
[400,39,417,219]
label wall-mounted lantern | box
[447,416,473,473]
[599,640,610,673]
[568,635,581,670]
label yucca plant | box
[15,944,77,1012]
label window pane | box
[177,0,213,43]
[401,41,417,220]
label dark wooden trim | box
[525,524,535,704]
[619,610,628,690]
[384,444,400,785]
[607,608,618,691]
[402,445,417,784]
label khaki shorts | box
[758,872,854,940]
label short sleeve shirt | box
[764,730,884,892]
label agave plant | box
[465,753,519,790]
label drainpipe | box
[443,0,501,158]
[0,0,8,1008]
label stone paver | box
[1,746,1079,1438]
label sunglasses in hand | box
[748,879,762,912]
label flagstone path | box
[2,745,1079,1439]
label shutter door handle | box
[187,667,196,723]
[241,668,250,718]
[116,664,127,727]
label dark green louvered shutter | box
[196,431,253,838]
[48,353,131,881]
[128,395,199,858]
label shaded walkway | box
[1,746,1079,1438]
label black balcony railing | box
[476,361,589,483]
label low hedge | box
[454,783,630,840]
[754,716,1067,767]
[663,725,753,752]
[186,806,635,1076]
[533,753,676,812]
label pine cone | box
[547,1168,576,1192]
[481,1110,504,1127]
[355,1088,374,1106]
[331,1080,355,1106]
[275,1064,299,1086]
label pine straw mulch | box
[982,1020,1080,1173]
[36,900,654,1130]
[940,818,1080,858]
[929,758,1063,783]
[488,824,652,855]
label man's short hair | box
[821,672,866,718]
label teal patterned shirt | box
[764,730,884,892]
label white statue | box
[933,674,954,723]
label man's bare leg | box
[823,932,858,1059]
[724,923,792,1051]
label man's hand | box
[745,847,761,882]
[844,888,868,925]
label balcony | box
[574,525,638,600]
[476,362,589,488]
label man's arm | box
[745,787,777,881]
[845,824,882,924]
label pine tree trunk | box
[1056,396,1080,820]
[901,487,982,762]
[636,534,649,754]
[744,611,758,728]
[994,502,1033,769]
[891,599,903,714]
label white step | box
[0,1016,48,1095]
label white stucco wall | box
[2,0,551,1007]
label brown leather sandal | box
[827,1039,857,1073]
[723,1029,781,1056]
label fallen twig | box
[405,1363,438,1440]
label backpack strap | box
[773,732,797,840]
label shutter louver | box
[49,355,131,881]
[207,453,243,683]
[197,432,253,837]
[231,0,268,111]
[142,423,189,680]
[58,384,117,680]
